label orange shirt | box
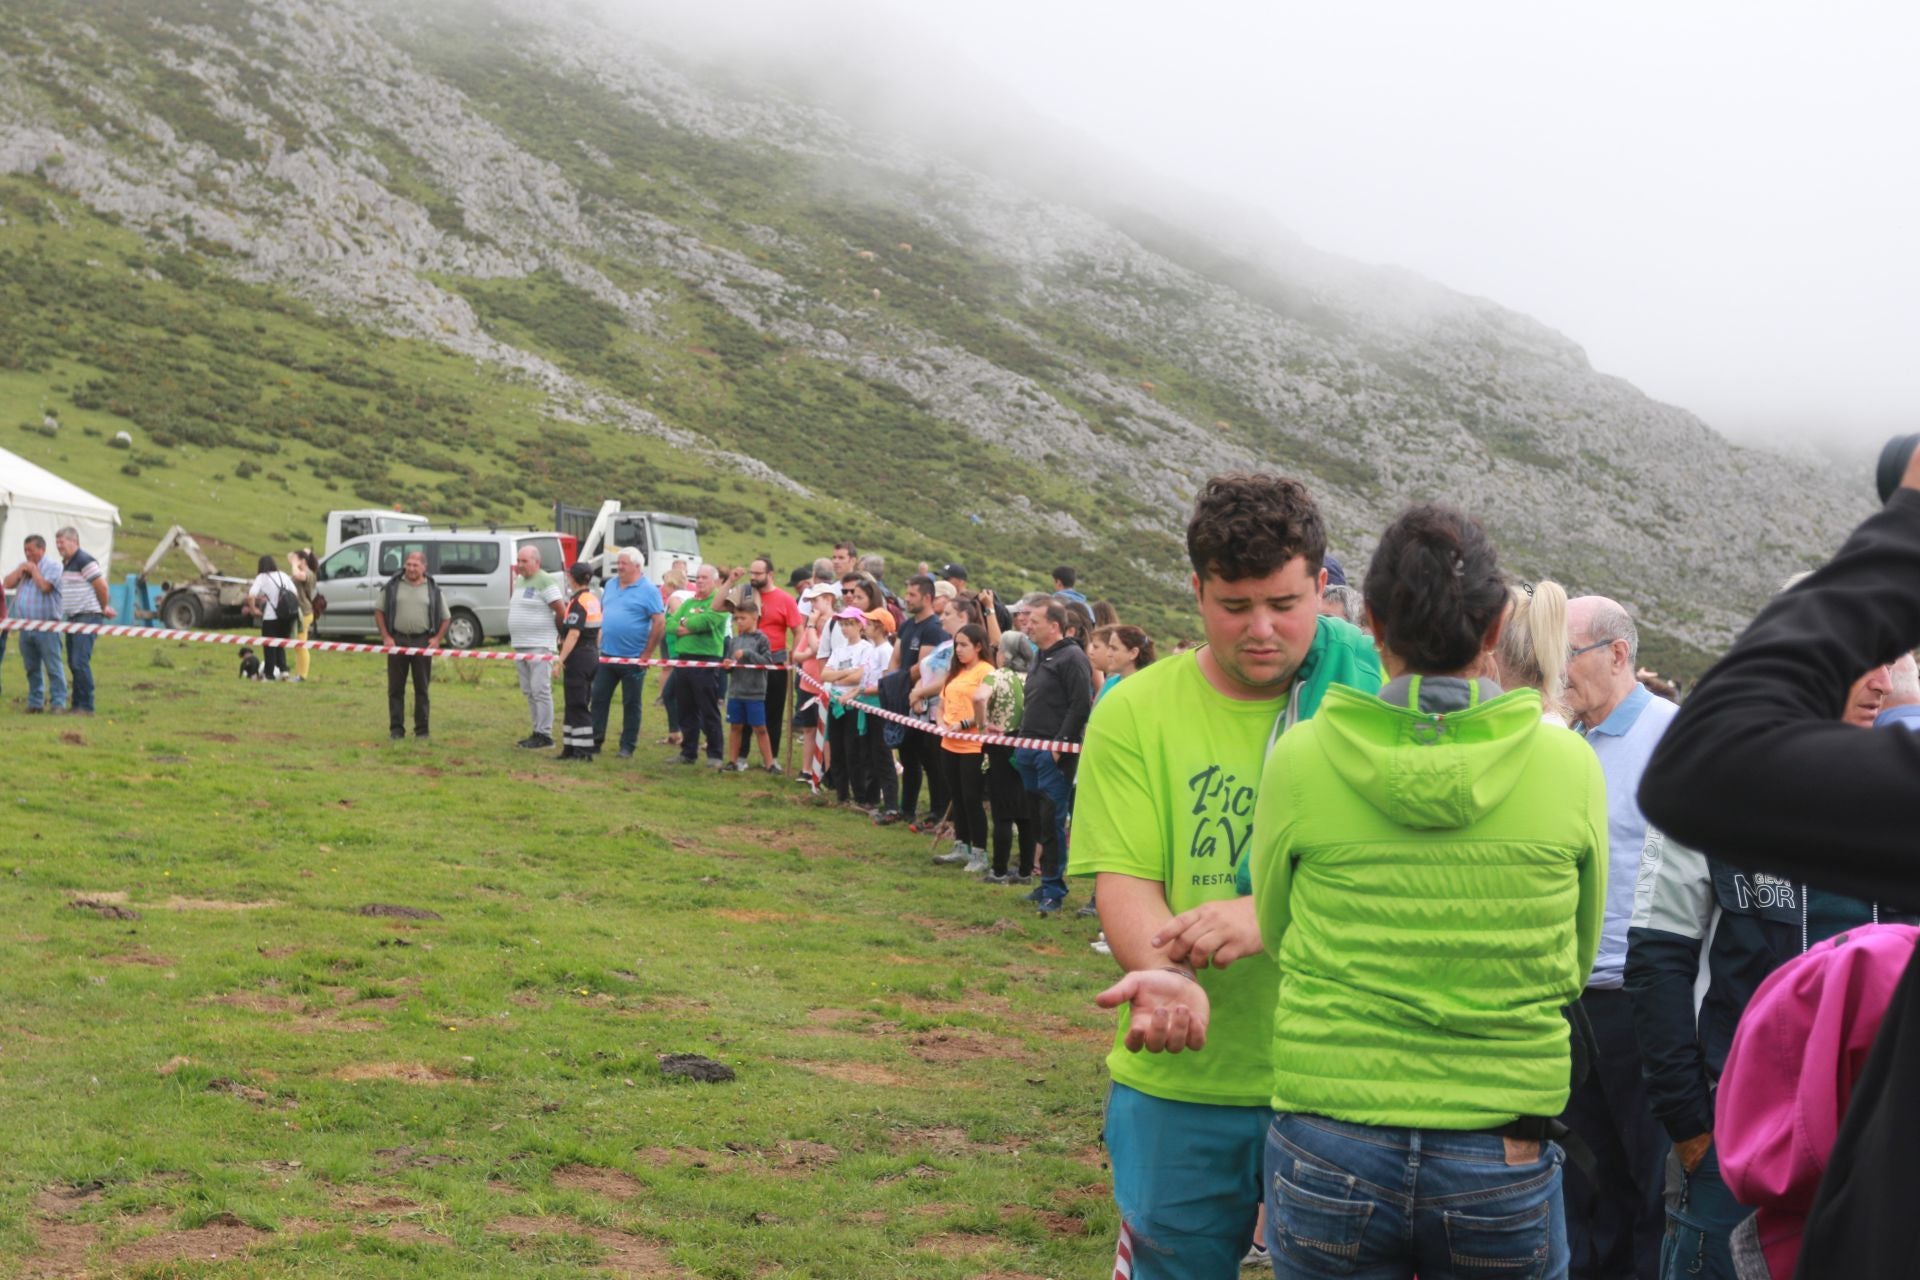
[940,660,992,754]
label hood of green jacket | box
[1312,682,1546,830]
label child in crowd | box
[819,608,876,808]
[725,597,778,773]
[555,562,602,761]
[857,608,899,816]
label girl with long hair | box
[937,623,995,873]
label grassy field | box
[0,633,1118,1278]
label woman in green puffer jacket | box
[1250,504,1607,1279]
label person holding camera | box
[1638,438,1920,1277]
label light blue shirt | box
[1875,703,1920,733]
[10,553,63,621]
[1580,683,1678,989]
[599,575,664,659]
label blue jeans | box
[1659,1144,1741,1280]
[1266,1112,1569,1279]
[1105,1082,1270,1280]
[64,612,103,711]
[1014,746,1073,903]
[590,664,648,753]
[18,630,67,709]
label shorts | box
[1104,1081,1270,1280]
[726,697,767,727]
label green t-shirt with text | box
[1073,624,1383,1108]
[1074,651,1292,1107]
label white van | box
[312,530,567,650]
[323,509,428,557]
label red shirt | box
[756,586,802,654]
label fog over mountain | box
[603,0,1920,457]
[0,0,1885,671]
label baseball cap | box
[940,563,968,581]
[832,606,867,622]
[864,607,897,635]
[933,580,957,600]
[801,582,840,603]
[1323,553,1347,588]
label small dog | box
[239,647,262,681]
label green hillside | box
[0,177,1196,639]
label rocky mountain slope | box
[0,0,1869,667]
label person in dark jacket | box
[1014,599,1093,915]
[1627,820,1914,1277]
[1638,449,1920,1280]
[374,551,447,740]
[555,562,602,761]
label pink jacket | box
[1714,922,1918,1279]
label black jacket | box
[1639,489,1920,1280]
[1017,637,1093,744]
[1624,832,1909,1143]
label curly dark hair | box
[1363,504,1507,672]
[1186,473,1327,583]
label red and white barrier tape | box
[796,670,1081,754]
[0,618,784,668]
[0,618,1080,753]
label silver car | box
[312,531,568,650]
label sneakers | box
[731,760,752,772]
[707,758,727,770]
[389,729,405,740]
[982,871,1013,885]
[766,761,784,775]
[1023,886,1045,902]
[872,810,901,827]
[1242,1241,1270,1269]
[675,755,699,766]
[1076,898,1100,919]
[932,844,973,866]
[1090,933,1112,956]
[517,733,554,749]
[961,852,990,875]
[1036,897,1065,917]
[616,747,634,759]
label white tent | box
[0,445,120,572]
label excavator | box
[135,525,251,630]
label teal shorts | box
[1104,1081,1271,1279]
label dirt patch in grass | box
[256,943,301,959]
[488,1215,678,1275]
[23,1220,103,1278]
[908,1027,1036,1066]
[164,896,281,911]
[33,1182,106,1216]
[1026,943,1065,957]
[111,1212,275,1267]
[902,914,1023,941]
[200,991,307,1014]
[551,1164,646,1199]
[95,947,176,967]
[711,907,806,924]
[889,1125,1021,1156]
[898,994,1016,1019]
[792,1060,910,1087]
[721,1139,838,1174]
[633,1145,734,1170]
[357,903,442,920]
[68,896,138,921]
[916,1231,1002,1255]
[196,731,242,743]
[883,953,938,966]
[334,1191,421,1213]
[999,1204,1087,1236]
[334,1062,467,1085]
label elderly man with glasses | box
[1557,595,1677,1280]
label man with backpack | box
[374,550,447,740]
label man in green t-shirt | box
[1078,474,1381,1279]
[667,564,729,766]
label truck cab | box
[554,501,701,583]
[324,509,429,557]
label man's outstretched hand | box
[1095,968,1210,1053]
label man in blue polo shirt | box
[1560,595,1673,1280]
[592,546,665,759]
